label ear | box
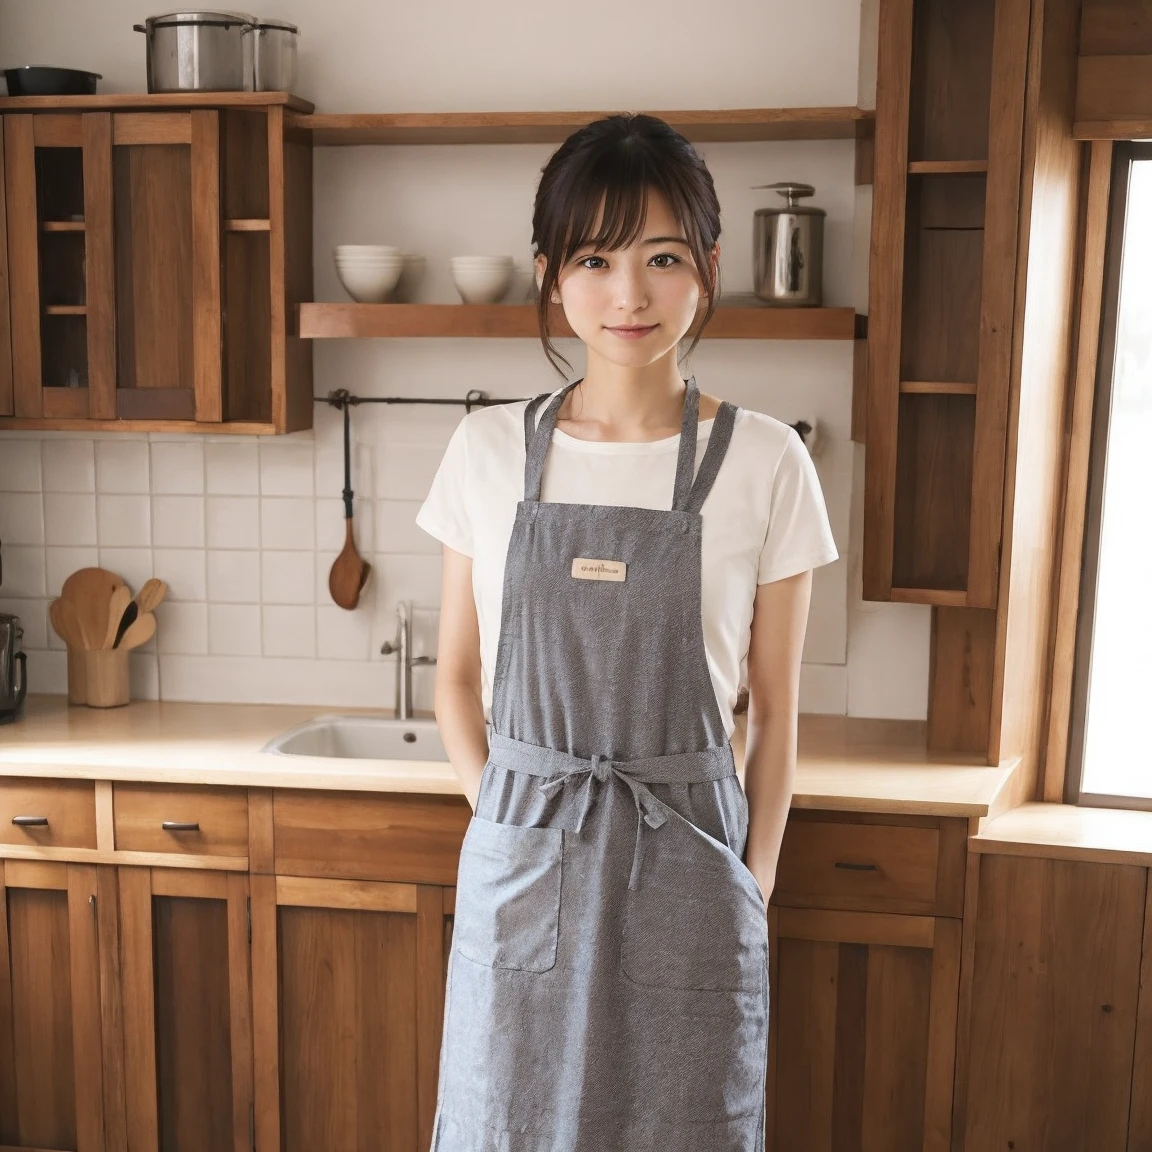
[535,253,562,305]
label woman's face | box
[535,187,719,370]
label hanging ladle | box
[327,390,372,610]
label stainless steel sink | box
[261,714,447,761]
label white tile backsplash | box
[0,492,45,545]
[42,440,95,492]
[0,441,42,492]
[44,493,97,546]
[150,441,205,495]
[152,495,206,549]
[262,604,316,658]
[205,441,260,495]
[208,603,262,656]
[261,551,315,605]
[260,442,315,497]
[46,546,98,597]
[97,494,151,548]
[156,601,209,655]
[207,550,261,604]
[261,497,315,551]
[153,548,207,602]
[95,441,150,494]
[206,496,260,550]
[1,545,46,597]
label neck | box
[563,349,689,436]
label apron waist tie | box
[536,753,668,890]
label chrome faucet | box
[380,600,437,720]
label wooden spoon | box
[61,567,124,650]
[327,397,371,610]
[118,611,156,651]
[104,585,133,649]
[135,578,168,614]
[49,597,86,649]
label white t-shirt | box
[415,386,839,737]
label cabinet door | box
[118,866,252,1152]
[109,111,222,423]
[4,112,114,422]
[956,853,1145,1152]
[250,876,449,1152]
[0,859,111,1152]
[766,906,961,1152]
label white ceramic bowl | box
[389,253,427,303]
[335,244,401,261]
[451,261,514,305]
[335,258,404,303]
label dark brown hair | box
[531,113,722,379]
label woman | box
[416,113,838,1152]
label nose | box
[610,262,649,313]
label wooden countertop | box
[0,695,1022,816]
[972,801,1152,865]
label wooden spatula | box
[117,611,156,651]
[104,585,133,649]
[49,597,86,649]
[135,578,168,614]
[62,567,124,650]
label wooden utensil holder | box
[79,648,130,708]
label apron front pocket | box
[620,810,766,993]
[453,815,562,973]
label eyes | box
[575,253,683,270]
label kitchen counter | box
[971,800,1152,865]
[0,695,1022,816]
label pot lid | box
[254,16,298,31]
[145,11,256,26]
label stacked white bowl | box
[450,255,514,304]
[334,245,404,303]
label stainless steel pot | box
[133,11,255,93]
[752,182,825,307]
[252,18,299,91]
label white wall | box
[0,0,930,717]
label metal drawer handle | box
[834,861,878,871]
[161,821,201,832]
[12,815,49,827]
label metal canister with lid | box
[251,17,299,91]
[751,182,825,307]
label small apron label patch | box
[571,557,627,582]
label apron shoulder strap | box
[524,382,580,500]
[679,400,739,515]
[523,391,552,456]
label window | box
[1067,142,1152,809]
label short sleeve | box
[415,416,474,557]
[757,429,839,584]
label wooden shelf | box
[0,91,314,112]
[225,218,272,232]
[907,160,989,174]
[292,106,874,146]
[297,302,858,341]
[43,304,87,316]
[900,380,978,395]
[42,220,85,232]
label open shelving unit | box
[289,105,872,342]
[297,301,859,341]
[288,106,874,146]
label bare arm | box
[432,543,490,812]
[742,568,814,905]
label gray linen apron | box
[430,376,770,1152]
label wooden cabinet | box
[118,866,252,1152]
[0,859,113,1152]
[0,93,313,435]
[251,787,468,1152]
[954,852,1150,1152]
[766,810,968,1152]
[865,0,1030,607]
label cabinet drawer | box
[0,778,98,849]
[273,790,471,885]
[113,783,248,857]
[773,813,963,916]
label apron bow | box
[537,753,669,889]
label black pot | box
[3,66,102,96]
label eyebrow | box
[572,235,690,252]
